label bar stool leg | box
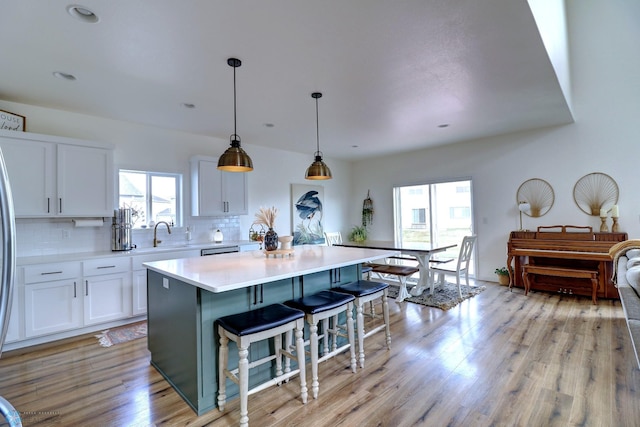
[284,329,293,379]
[355,303,365,369]
[309,320,320,399]
[217,333,228,411]
[274,334,283,379]
[322,318,330,356]
[346,301,357,373]
[382,290,391,348]
[295,321,308,404]
[238,340,250,427]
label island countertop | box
[144,245,397,293]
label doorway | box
[393,178,475,273]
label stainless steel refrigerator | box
[0,147,22,426]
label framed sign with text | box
[0,110,25,131]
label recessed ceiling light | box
[67,5,99,23]
[53,71,77,81]
[438,124,450,128]
[181,103,195,109]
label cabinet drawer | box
[83,257,130,276]
[24,262,81,284]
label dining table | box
[335,240,457,298]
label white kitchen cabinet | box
[57,144,114,217]
[190,155,248,216]
[0,130,114,218]
[23,262,83,338]
[83,258,132,326]
[5,285,21,343]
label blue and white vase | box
[264,228,279,251]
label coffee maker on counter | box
[112,208,135,251]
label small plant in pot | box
[495,267,510,285]
[349,225,368,242]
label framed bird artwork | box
[291,184,325,246]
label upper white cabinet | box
[0,130,114,218]
[190,155,248,216]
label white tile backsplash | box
[16,216,242,257]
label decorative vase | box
[264,228,279,251]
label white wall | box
[0,100,352,255]
[352,0,640,281]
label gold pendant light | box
[218,58,253,172]
[305,92,332,180]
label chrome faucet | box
[153,221,172,247]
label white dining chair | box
[429,235,477,298]
[324,231,343,246]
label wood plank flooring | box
[0,281,638,426]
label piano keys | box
[507,225,627,300]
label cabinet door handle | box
[41,271,63,275]
[59,198,62,214]
[97,265,116,269]
[260,284,264,304]
[47,197,50,213]
[74,281,77,298]
[253,285,258,305]
[85,280,89,296]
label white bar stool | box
[284,290,357,399]
[216,303,308,427]
[333,280,391,368]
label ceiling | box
[0,1,573,161]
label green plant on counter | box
[495,267,509,276]
[349,225,368,242]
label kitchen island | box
[143,245,396,415]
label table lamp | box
[518,201,531,231]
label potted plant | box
[495,267,510,285]
[349,225,368,242]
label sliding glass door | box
[393,179,475,272]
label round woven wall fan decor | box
[516,178,555,217]
[573,172,619,216]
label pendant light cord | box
[233,64,237,138]
[315,96,320,154]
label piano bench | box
[522,265,599,304]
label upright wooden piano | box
[507,225,627,300]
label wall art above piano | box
[516,178,554,218]
[573,172,619,216]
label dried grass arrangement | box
[254,206,278,229]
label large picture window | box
[118,170,182,229]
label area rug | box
[387,282,486,310]
[95,321,147,347]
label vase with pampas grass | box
[254,206,279,251]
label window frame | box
[118,169,183,229]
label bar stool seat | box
[333,280,391,368]
[284,290,356,399]
[216,303,307,427]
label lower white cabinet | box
[24,262,83,338]
[5,288,20,343]
[132,269,148,316]
[83,258,132,326]
[23,258,132,338]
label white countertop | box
[144,245,398,293]
[16,241,257,265]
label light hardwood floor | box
[0,281,638,427]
